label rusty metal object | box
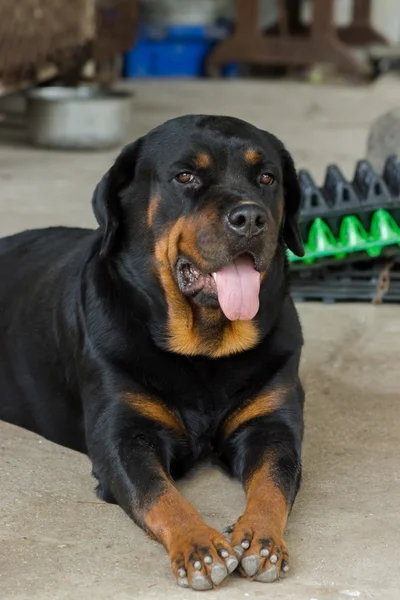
[372,259,395,304]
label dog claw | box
[226,555,239,573]
[221,525,234,534]
[178,576,189,588]
[241,554,260,577]
[178,568,186,578]
[210,563,227,586]
[233,545,244,558]
[255,565,279,583]
[192,573,213,591]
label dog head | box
[92,115,303,356]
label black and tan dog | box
[0,115,305,591]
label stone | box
[366,107,400,173]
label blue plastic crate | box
[124,23,237,78]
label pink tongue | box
[214,255,260,321]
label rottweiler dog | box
[0,115,305,591]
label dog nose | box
[227,204,267,238]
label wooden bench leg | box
[207,0,363,77]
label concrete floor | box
[1,78,400,599]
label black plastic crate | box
[291,155,400,266]
[290,256,400,303]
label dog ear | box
[92,139,142,258]
[280,146,304,257]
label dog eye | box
[176,172,194,184]
[260,173,275,186]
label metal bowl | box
[26,86,132,150]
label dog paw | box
[169,524,239,590]
[225,518,289,582]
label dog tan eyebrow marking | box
[245,149,263,165]
[124,392,186,437]
[194,152,212,169]
[147,194,161,228]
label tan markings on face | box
[277,194,284,226]
[245,149,262,165]
[177,216,210,273]
[223,388,285,438]
[266,204,282,246]
[195,152,212,169]
[124,392,186,437]
[154,217,259,357]
[266,205,274,222]
[147,194,161,228]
